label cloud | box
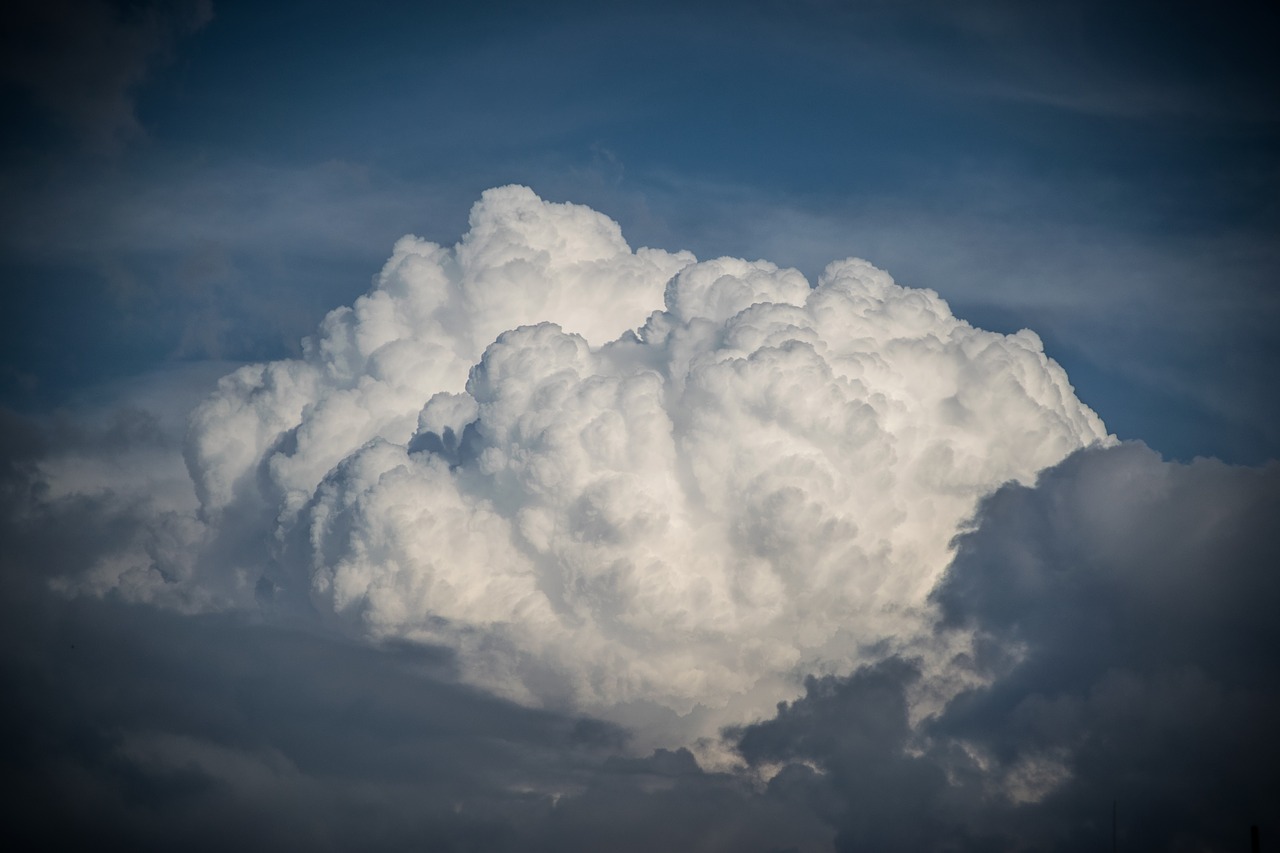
[6,188,1276,850]
[929,442,1280,846]
[603,169,1280,464]
[7,411,1275,850]
[729,442,1280,851]
[36,186,1108,745]
[0,425,827,852]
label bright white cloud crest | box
[142,186,1111,727]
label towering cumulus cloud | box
[167,187,1111,729]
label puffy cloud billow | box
[166,186,1108,729]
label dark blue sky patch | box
[5,0,1277,461]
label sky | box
[1,1,1278,850]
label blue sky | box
[3,0,1277,461]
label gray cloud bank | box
[2,188,1276,850]
[742,442,1280,851]
[4,420,1275,850]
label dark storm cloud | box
[736,658,999,852]
[931,442,1280,849]
[730,442,1280,852]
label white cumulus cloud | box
[71,186,1110,736]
